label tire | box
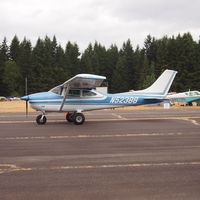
[36,114,47,125]
[73,113,85,125]
[66,112,74,122]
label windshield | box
[50,85,63,95]
[185,91,200,96]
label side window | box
[68,90,80,97]
[82,90,96,97]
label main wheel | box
[36,114,47,125]
[66,112,74,122]
[73,113,85,125]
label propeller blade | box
[25,77,28,117]
[26,100,28,117]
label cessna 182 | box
[21,69,177,125]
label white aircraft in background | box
[21,69,177,125]
[167,90,200,106]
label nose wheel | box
[36,114,47,125]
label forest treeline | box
[0,33,200,96]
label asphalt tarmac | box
[0,108,200,200]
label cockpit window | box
[68,89,80,97]
[51,86,63,95]
[51,88,99,97]
[194,91,200,95]
[82,90,97,97]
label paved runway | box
[0,108,200,200]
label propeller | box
[25,77,28,117]
[20,77,29,117]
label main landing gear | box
[66,112,85,125]
[36,112,85,125]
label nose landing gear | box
[36,114,47,125]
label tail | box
[135,69,177,96]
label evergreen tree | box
[3,61,21,96]
[144,35,157,65]
[141,62,156,89]
[30,38,46,92]
[138,52,150,89]
[80,43,94,73]
[65,41,80,77]
[111,55,127,92]
[154,36,169,76]
[172,33,196,91]
[10,35,20,62]
[80,42,108,77]
[54,44,66,85]
[106,44,119,92]
[43,36,57,88]
[192,40,200,90]
[132,46,143,89]
[92,42,109,76]
[112,39,136,92]
[18,38,32,95]
[0,37,9,95]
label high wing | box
[50,74,106,111]
[50,74,106,94]
[62,74,106,89]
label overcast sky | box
[1,0,200,50]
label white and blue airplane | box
[167,90,200,106]
[21,69,177,125]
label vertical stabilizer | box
[136,70,177,96]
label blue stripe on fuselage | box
[28,92,163,105]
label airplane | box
[21,69,177,125]
[167,90,200,106]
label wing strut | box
[59,85,69,111]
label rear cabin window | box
[68,90,80,96]
[82,90,97,97]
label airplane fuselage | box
[28,89,162,113]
